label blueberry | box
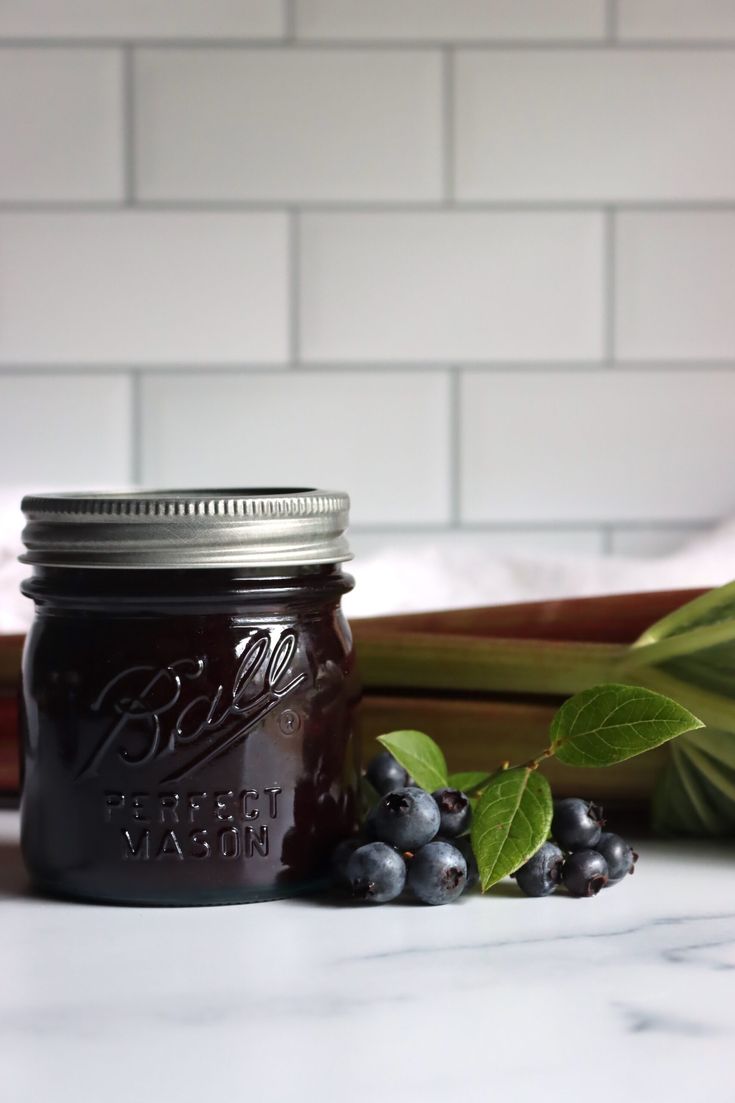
[366,750,410,796]
[408,841,467,905]
[595,832,638,884]
[346,842,406,904]
[562,849,609,897]
[364,803,380,840]
[432,788,472,838]
[449,835,479,891]
[370,787,441,851]
[552,798,605,851]
[331,836,364,887]
[513,841,564,897]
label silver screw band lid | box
[20,488,352,569]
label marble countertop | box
[0,809,733,1103]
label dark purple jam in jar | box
[19,489,360,905]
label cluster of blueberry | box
[514,798,638,898]
[334,751,639,905]
[333,751,477,906]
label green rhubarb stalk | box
[357,634,625,697]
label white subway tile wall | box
[616,213,735,360]
[0,0,733,558]
[460,371,735,523]
[0,49,123,201]
[455,50,735,201]
[0,212,288,364]
[135,49,443,201]
[618,1,735,42]
[300,212,604,361]
[0,374,132,488]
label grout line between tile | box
[0,202,127,212]
[442,47,455,203]
[1,38,735,50]
[0,366,136,376]
[289,209,301,365]
[605,0,619,43]
[347,520,712,534]
[4,361,735,375]
[122,44,136,205]
[448,369,461,525]
[601,525,614,554]
[284,0,296,43]
[604,206,616,364]
[2,199,735,213]
[129,370,143,485]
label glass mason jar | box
[19,489,360,906]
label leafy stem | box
[520,746,555,772]
[373,683,702,892]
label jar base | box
[28,873,332,908]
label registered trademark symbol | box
[278,708,301,735]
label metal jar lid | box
[20,488,351,569]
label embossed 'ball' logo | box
[80,629,306,782]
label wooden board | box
[353,589,705,643]
[0,635,22,689]
[0,695,19,794]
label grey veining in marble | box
[0,811,733,1103]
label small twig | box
[520,746,555,772]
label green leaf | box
[680,739,735,805]
[633,579,735,649]
[550,683,703,767]
[623,581,735,835]
[621,661,735,737]
[653,739,734,836]
[672,741,726,833]
[376,730,448,793]
[447,771,493,795]
[470,767,553,891]
[685,726,735,771]
[653,731,735,836]
[652,745,715,837]
[620,580,735,741]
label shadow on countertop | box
[0,840,30,899]
[0,794,28,898]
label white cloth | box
[342,528,735,619]
[2,492,733,631]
